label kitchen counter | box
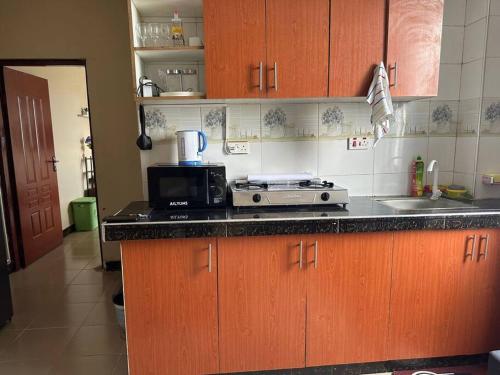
[102,197,500,241]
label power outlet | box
[226,141,250,154]
[347,137,371,150]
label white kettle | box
[176,130,208,166]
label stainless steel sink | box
[375,197,477,211]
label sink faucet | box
[427,160,442,200]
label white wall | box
[12,66,92,229]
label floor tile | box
[112,355,128,375]
[49,354,121,375]
[1,327,78,361]
[84,256,103,270]
[83,302,117,326]
[29,303,95,329]
[63,284,107,304]
[64,325,125,356]
[0,360,53,375]
[0,329,23,359]
[71,269,117,286]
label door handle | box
[478,234,489,261]
[313,240,318,269]
[208,243,212,272]
[258,61,263,92]
[48,156,60,172]
[389,62,398,88]
[269,62,278,92]
[298,240,303,269]
[464,234,476,261]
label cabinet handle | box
[313,240,318,269]
[389,62,398,88]
[269,62,278,92]
[208,243,212,272]
[478,234,490,261]
[258,62,263,92]
[464,234,476,261]
[299,240,303,269]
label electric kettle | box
[176,130,208,166]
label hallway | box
[0,230,127,374]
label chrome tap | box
[427,160,442,201]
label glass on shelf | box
[135,22,170,48]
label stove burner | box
[235,182,269,190]
[298,180,334,188]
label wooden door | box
[3,68,62,266]
[218,236,306,373]
[329,0,386,96]
[204,0,266,98]
[121,239,219,375]
[389,231,477,359]
[266,0,329,98]
[386,0,444,97]
[306,233,393,366]
[467,229,500,353]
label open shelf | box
[134,46,204,62]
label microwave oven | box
[147,163,227,209]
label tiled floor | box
[0,230,127,375]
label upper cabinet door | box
[204,0,266,98]
[329,0,386,97]
[386,0,444,97]
[266,0,330,98]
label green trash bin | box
[71,197,98,231]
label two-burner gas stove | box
[229,179,350,208]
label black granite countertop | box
[102,197,500,241]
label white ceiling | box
[133,0,203,17]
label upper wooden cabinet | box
[204,0,266,98]
[204,0,329,99]
[329,0,387,97]
[266,0,329,98]
[306,233,393,366]
[386,0,444,97]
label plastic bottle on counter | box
[411,156,425,197]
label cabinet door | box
[306,233,393,366]
[386,0,444,97]
[389,231,476,359]
[121,239,218,375]
[468,229,500,352]
[266,0,329,98]
[218,236,306,373]
[204,0,266,98]
[329,0,386,97]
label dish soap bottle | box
[411,156,425,197]
[171,10,185,47]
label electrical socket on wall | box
[347,137,372,150]
[226,141,250,154]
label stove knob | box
[252,194,262,203]
[321,192,330,202]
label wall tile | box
[201,106,226,142]
[460,59,484,100]
[429,101,459,135]
[475,136,500,173]
[436,63,462,100]
[373,173,411,196]
[318,139,374,176]
[428,137,457,171]
[458,98,481,134]
[441,26,465,63]
[466,0,489,24]
[261,104,318,141]
[486,16,500,57]
[463,18,487,63]
[481,98,500,134]
[226,104,261,141]
[318,103,372,139]
[144,106,201,142]
[453,172,476,191]
[491,0,500,15]
[444,0,467,25]
[374,138,429,174]
[203,142,262,181]
[386,102,429,138]
[483,58,500,97]
[454,136,478,173]
[261,141,318,175]
[320,174,374,196]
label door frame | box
[0,59,102,270]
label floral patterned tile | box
[144,106,201,142]
[320,103,355,139]
[226,104,261,141]
[261,104,318,141]
[387,101,429,137]
[201,106,226,141]
[458,98,480,136]
[429,100,459,136]
[481,98,500,135]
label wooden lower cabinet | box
[121,239,219,375]
[306,233,393,366]
[218,236,306,373]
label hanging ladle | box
[136,104,152,150]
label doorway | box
[0,60,99,270]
